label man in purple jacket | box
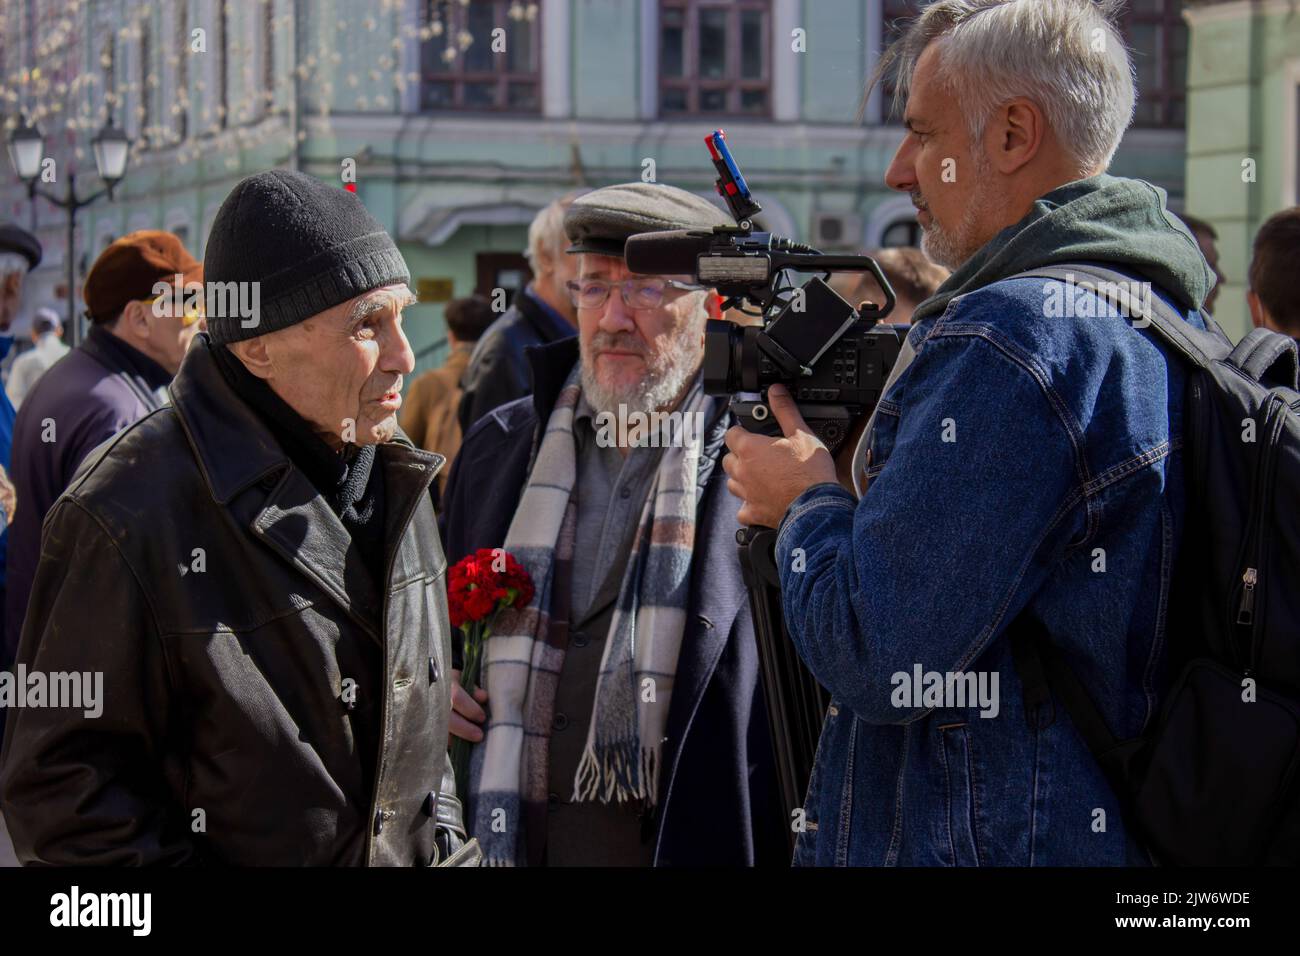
[2,231,203,668]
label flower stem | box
[450,626,484,805]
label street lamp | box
[6,121,42,181]
[91,123,129,195]
[6,118,131,347]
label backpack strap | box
[1007,264,1233,370]
[1007,613,1121,761]
[1007,618,1055,731]
[1227,327,1299,389]
[1002,266,1184,775]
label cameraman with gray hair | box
[724,0,1216,865]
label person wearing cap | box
[456,191,585,434]
[1,230,205,670]
[440,182,785,867]
[0,171,470,866]
[0,222,42,684]
[5,307,69,409]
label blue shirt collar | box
[522,284,574,340]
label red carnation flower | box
[446,548,535,804]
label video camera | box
[625,129,906,453]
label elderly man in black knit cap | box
[0,170,475,866]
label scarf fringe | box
[573,740,661,806]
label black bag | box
[1010,264,1300,866]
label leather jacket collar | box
[169,334,444,641]
[170,333,306,505]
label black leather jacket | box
[0,337,463,866]
[456,285,574,434]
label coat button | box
[572,631,588,648]
[429,657,440,683]
[547,792,560,811]
[553,712,568,732]
[619,486,632,499]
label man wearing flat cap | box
[0,171,472,866]
[3,230,205,666]
[441,182,785,866]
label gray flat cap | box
[563,182,732,257]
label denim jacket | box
[776,272,1204,866]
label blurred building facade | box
[3,0,1197,372]
[1183,0,1300,338]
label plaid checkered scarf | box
[469,370,711,866]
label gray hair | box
[0,252,30,277]
[872,0,1136,174]
[526,190,589,271]
[33,307,61,335]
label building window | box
[475,252,532,300]
[420,0,541,113]
[875,1,1186,129]
[878,0,920,119]
[103,34,117,115]
[217,0,230,128]
[140,21,152,142]
[1123,0,1186,128]
[176,7,189,140]
[659,0,771,117]
[262,0,276,115]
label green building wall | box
[1184,0,1300,340]
[9,0,1200,384]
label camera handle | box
[735,525,831,854]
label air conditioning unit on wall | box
[811,212,864,250]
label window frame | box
[658,0,773,119]
[874,0,1187,129]
[877,0,918,121]
[418,0,543,114]
[174,3,189,141]
[1121,0,1187,129]
[217,0,230,129]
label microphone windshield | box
[624,230,714,276]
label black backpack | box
[1009,264,1300,866]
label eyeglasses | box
[565,277,705,311]
[141,294,205,327]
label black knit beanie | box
[203,169,410,344]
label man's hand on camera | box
[723,383,838,528]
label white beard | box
[580,311,705,417]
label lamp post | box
[6,119,130,347]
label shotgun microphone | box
[623,230,715,276]
[625,228,822,288]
